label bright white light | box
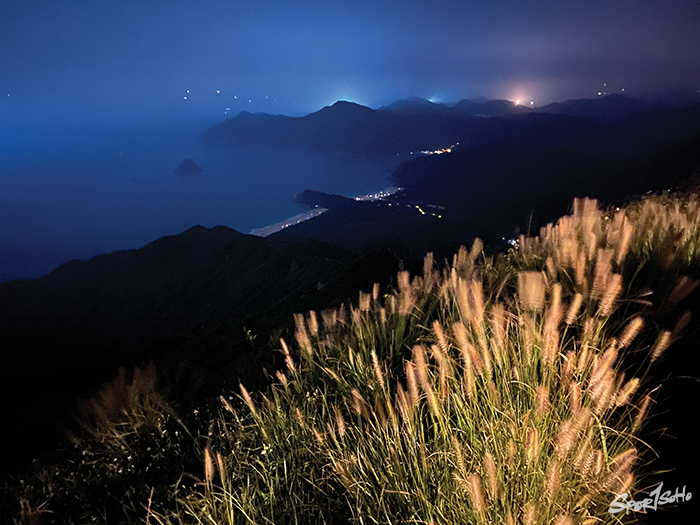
[515,99,522,105]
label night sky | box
[2,0,700,281]
[3,0,700,126]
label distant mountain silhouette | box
[173,157,202,175]
[200,99,475,157]
[535,93,657,121]
[200,94,688,158]
[453,98,531,117]
[378,96,453,115]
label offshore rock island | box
[172,157,203,175]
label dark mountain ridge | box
[0,226,405,475]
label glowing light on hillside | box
[515,99,522,105]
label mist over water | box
[1,117,397,282]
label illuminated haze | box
[3,0,699,122]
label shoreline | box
[249,186,402,237]
[249,208,328,237]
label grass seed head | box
[534,385,549,418]
[405,360,421,407]
[672,311,692,339]
[632,394,652,432]
[575,251,587,288]
[565,293,584,325]
[220,394,235,415]
[669,275,699,303]
[569,381,582,414]
[602,448,637,492]
[615,377,640,407]
[216,451,226,480]
[618,316,644,348]
[518,271,546,310]
[523,501,538,525]
[307,310,319,336]
[650,330,672,362]
[545,458,561,499]
[295,407,305,428]
[371,349,385,391]
[598,273,623,317]
[616,218,634,265]
[526,427,540,465]
[432,320,449,353]
[239,384,260,421]
[204,445,215,483]
[359,292,371,312]
[334,405,346,439]
[395,387,413,429]
[592,249,614,300]
[506,439,516,470]
[452,436,468,474]
[553,514,574,525]
[490,302,507,362]
[555,419,577,459]
[484,451,499,499]
[467,473,486,515]
[351,389,370,420]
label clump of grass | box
[2,363,195,524]
[169,195,699,524]
[70,362,179,454]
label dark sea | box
[0,118,398,281]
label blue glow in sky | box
[2,0,699,127]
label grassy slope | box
[4,188,700,524]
